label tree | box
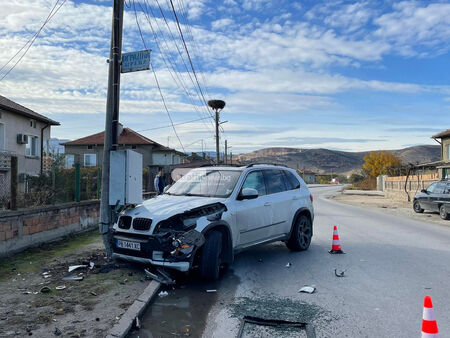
[349,173,365,184]
[362,151,401,177]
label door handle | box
[264,202,271,207]
[293,196,300,200]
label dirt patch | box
[331,193,450,226]
[0,230,150,337]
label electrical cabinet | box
[109,150,143,206]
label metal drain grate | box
[237,315,316,338]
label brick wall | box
[0,200,99,257]
[385,173,440,202]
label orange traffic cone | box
[329,225,345,254]
[421,296,439,337]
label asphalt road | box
[201,185,450,337]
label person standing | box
[154,170,165,195]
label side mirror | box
[240,188,258,200]
[163,184,172,193]
[421,189,428,194]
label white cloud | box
[211,18,234,30]
[374,2,450,56]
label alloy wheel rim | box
[298,219,311,248]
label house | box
[62,125,186,173]
[432,129,450,179]
[0,95,59,195]
[298,170,316,184]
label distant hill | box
[48,138,70,154]
[235,145,441,174]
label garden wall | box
[0,200,99,257]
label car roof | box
[196,164,295,171]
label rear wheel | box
[199,231,222,280]
[440,205,450,220]
[413,200,424,213]
[286,214,312,251]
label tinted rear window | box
[283,170,300,190]
[263,170,287,195]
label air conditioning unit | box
[17,134,28,144]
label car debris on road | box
[299,286,316,294]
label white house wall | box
[0,108,52,176]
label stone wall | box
[384,173,440,202]
[0,200,99,257]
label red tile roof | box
[63,128,183,154]
[432,129,450,139]
[63,128,159,146]
[0,95,60,125]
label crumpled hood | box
[115,194,226,233]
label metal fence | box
[0,157,102,211]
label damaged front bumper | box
[111,252,191,272]
[112,202,227,272]
[111,229,206,272]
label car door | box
[421,182,437,210]
[431,182,446,212]
[262,169,290,237]
[235,170,272,246]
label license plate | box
[117,239,141,251]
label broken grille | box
[133,218,153,231]
[118,216,132,229]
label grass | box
[0,230,102,282]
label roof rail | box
[246,162,288,168]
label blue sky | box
[0,0,449,153]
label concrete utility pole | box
[208,100,225,164]
[230,151,232,165]
[100,0,124,257]
[215,110,220,164]
[224,140,227,165]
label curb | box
[106,280,161,338]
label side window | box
[242,171,266,196]
[427,182,437,193]
[445,184,450,194]
[263,170,287,195]
[433,182,445,194]
[283,171,300,190]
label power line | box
[0,0,67,81]
[154,0,213,122]
[168,0,213,118]
[136,116,212,132]
[175,0,212,98]
[133,0,185,153]
[138,0,214,132]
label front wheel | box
[286,214,312,251]
[199,231,222,280]
[413,200,424,213]
[440,205,450,220]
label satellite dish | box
[208,100,226,110]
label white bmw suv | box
[112,164,314,280]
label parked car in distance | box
[111,164,314,280]
[413,179,450,220]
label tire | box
[199,231,222,280]
[413,200,424,213]
[286,214,312,251]
[440,205,450,220]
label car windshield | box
[166,169,242,198]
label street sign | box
[121,49,151,73]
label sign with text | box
[121,50,151,73]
